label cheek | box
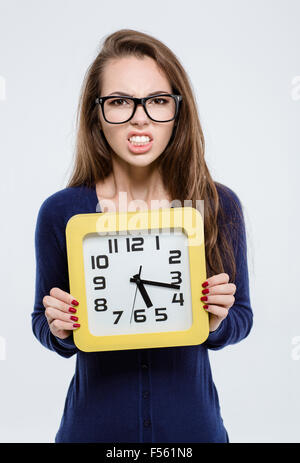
[157,125,174,146]
[98,113,122,144]
[102,127,125,148]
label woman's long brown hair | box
[66,29,245,283]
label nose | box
[130,103,150,125]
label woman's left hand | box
[201,273,236,332]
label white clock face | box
[82,228,193,336]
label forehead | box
[101,56,172,94]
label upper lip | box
[127,131,153,141]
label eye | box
[108,98,130,106]
[150,98,168,105]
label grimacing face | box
[98,56,175,167]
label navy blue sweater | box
[32,183,253,443]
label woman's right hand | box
[43,287,80,339]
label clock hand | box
[130,276,180,290]
[129,280,139,324]
[129,265,143,324]
[133,277,153,308]
[130,266,153,308]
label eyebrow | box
[107,90,170,97]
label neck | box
[101,155,169,204]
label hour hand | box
[130,276,153,308]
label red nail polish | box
[201,296,208,302]
[202,281,209,288]
[71,299,79,306]
[69,307,77,313]
[202,288,209,294]
[70,316,78,322]
[203,304,209,309]
[73,323,80,328]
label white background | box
[0,0,299,443]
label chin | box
[131,152,161,163]
[125,149,157,160]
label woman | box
[32,29,253,443]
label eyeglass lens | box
[103,96,176,123]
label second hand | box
[129,265,142,324]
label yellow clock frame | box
[65,206,209,352]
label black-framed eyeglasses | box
[94,93,182,124]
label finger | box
[204,304,229,318]
[202,273,230,288]
[201,294,235,308]
[45,306,79,324]
[50,319,80,334]
[203,283,236,296]
[49,287,79,307]
[43,293,79,315]
[45,311,54,325]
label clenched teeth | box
[129,136,151,143]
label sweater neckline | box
[91,183,174,212]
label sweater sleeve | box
[203,186,253,350]
[31,196,78,358]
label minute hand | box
[134,278,180,290]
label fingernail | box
[202,281,209,288]
[70,316,78,322]
[201,296,208,302]
[73,323,80,328]
[202,288,209,294]
[71,299,79,306]
[203,304,209,309]
[69,307,77,313]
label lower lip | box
[127,139,153,154]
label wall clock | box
[65,206,209,352]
